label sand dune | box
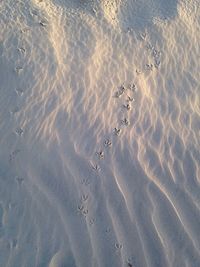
[0,0,200,266]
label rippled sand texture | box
[0,0,200,266]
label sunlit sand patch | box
[101,0,121,28]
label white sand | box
[0,0,200,266]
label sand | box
[0,0,200,266]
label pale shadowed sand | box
[0,0,200,266]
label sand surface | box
[0,0,200,266]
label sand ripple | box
[0,0,200,266]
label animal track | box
[115,243,123,250]
[127,96,134,102]
[139,32,147,41]
[145,63,154,71]
[106,228,111,233]
[81,194,89,202]
[136,69,142,75]
[121,118,129,126]
[15,176,24,185]
[10,107,20,115]
[11,239,18,249]
[15,127,24,136]
[114,85,126,98]
[17,47,25,54]
[81,178,90,186]
[39,21,47,27]
[9,149,20,162]
[123,103,131,111]
[154,58,161,68]
[92,163,100,172]
[145,41,162,69]
[15,88,24,96]
[127,83,137,92]
[104,139,112,147]
[15,66,23,74]
[77,204,88,217]
[114,128,121,136]
[96,151,104,159]
[89,218,95,226]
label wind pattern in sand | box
[0,0,200,266]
